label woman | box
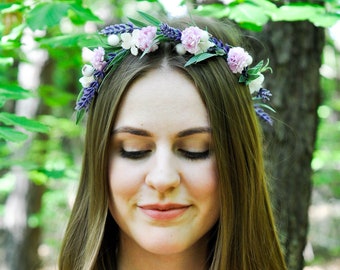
[59,13,286,269]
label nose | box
[145,149,180,193]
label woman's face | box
[108,68,219,256]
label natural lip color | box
[138,204,190,220]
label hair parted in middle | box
[59,16,286,270]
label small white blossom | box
[121,30,140,56]
[197,38,215,55]
[108,34,120,46]
[82,47,94,62]
[249,74,264,94]
[79,75,95,88]
[81,64,95,77]
[175,44,186,55]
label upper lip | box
[138,204,190,211]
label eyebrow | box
[177,127,212,137]
[112,126,211,137]
[112,127,152,137]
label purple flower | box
[137,26,158,52]
[227,47,253,74]
[256,88,272,102]
[254,106,273,125]
[100,22,135,35]
[160,23,181,41]
[75,84,98,111]
[181,26,214,55]
[210,37,230,54]
[90,47,107,71]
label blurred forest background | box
[0,0,339,269]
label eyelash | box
[119,149,210,160]
[178,149,210,160]
[119,149,151,160]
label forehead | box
[114,68,210,132]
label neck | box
[117,233,210,270]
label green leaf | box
[185,53,217,67]
[254,103,276,113]
[0,112,49,133]
[38,168,66,179]
[68,3,102,25]
[26,2,70,30]
[137,11,161,26]
[76,109,85,125]
[0,3,13,11]
[248,60,264,74]
[0,126,28,142]
[38,33,99,48]
[128,17,148,28]
[0,57,13,67]
[237,22,263,32]
[1,24,26,42]
[309,13,340,27]
[0,83,33,102]
[0,3,25,14]
[228,2,269,26]
[271,3,324,22]
[38,85,74,107]
[193,3,230,18]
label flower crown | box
[76,12,274,124]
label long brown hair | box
[59,16,287,270]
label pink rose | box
[137,26,158,52]
[91,47,107,71]
[181,26,214,55]
[181,26,202,55]
[227,47,253,74]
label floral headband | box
[76,12,274,124]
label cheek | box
[108,158,144,201]
[183,159,219,201]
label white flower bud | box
[200,30,210,41]
[108,34,120,46]
[246,55,253,66]
[82,64,95,77]
[249,74,264,94]
[175,44,186,55]
[79,75,95,88]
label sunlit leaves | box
[26,2,70,30]
[26,2,101,31]
[194,0,340,31]
[271,3,340,27]
[0,126,28,142]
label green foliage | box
[26,2,101,30]
[193,0,340,31]
[0,0,339,268]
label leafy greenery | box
[194,0,340,31]
[0,0,339,268]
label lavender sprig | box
[256,88,272,102]
[160,23,182,41]
[100,22,135,36]
[75,81,99,111]
[210,37,230,54]
[254,106,273,125]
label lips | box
[138,204,190,220]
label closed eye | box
[178,149,210,160]
[120,149,151,160]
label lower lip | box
[139,207,189,220]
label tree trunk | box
[0,28,49,270]
[2,166,45,270]
[258,21,325,269]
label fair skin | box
[108,68,220,270]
